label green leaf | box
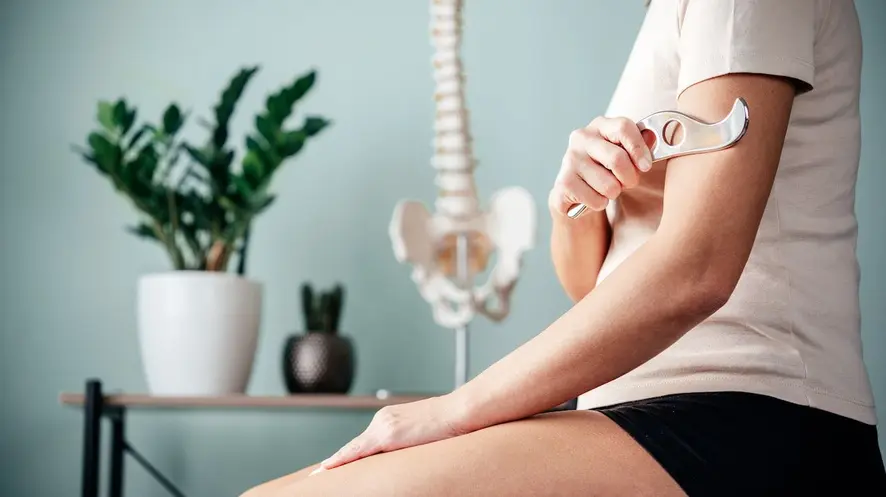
[245,135,265,153]
[122,108,137,135]
[256,143,280,172]
[232,175,254,198]
[126,124,151,150]
[263,70,317,127]
[277,130,305,156]
[133,144,159,184]
[78,153,107,179]
[183,144,211,166]
[162,104,183,135]
[195,148,235,193]
[219,196,246,215]
[242,151,264,187]
[252,193,276,213]
[211,149,236,171]
[97,101,115,131]
[87,131,121,174]
[212,128,228,149]
[182,191,213,230]
[302,116,329,137]
[119,156,137,191]
[87,131,114,153]
[113,99,128,127]
[185,166,210,183]
[286,70,316,105]
[126,223,159,240]
[265,93,289,125]
[255,115,277,143]
[212,66,260,148]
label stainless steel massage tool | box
[566,97,750,219]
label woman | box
[244,1,885,495]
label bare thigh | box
[241,410,686,497]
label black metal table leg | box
[81,379,103,497]
[109,408,126,497]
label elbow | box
[688,271,736,317]
[664,247,742,318]
[649,230,745,318]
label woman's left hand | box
[310,394,469,475]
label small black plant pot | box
[282,332,355,394]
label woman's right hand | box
[549,116,654,217]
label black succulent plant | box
[301,283,345,333]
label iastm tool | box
[566,97,750,219]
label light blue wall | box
[1,1,884,495]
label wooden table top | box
[59,392,436,409]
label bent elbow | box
[652,232,744,318]
[684,268,739,318]
[695,278,734,315]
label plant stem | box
[166,190,179,244]
[151,221,185,269]
[183,231,204,269]
[236,225,250,275]
[206,240,229,271]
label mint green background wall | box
[1,1,884,495]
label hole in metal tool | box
[662,119,685,147]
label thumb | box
[313,434,378,474]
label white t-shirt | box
[577,0,877,425]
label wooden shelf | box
[59,392,436,410]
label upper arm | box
[655,0,816,288]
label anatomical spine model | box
[389,0,536,329]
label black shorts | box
[591,391,886,496]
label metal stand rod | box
[454,326,468,388]
[81,379,102,497]
[454,233,470,388]
[125,443,188,497]
[109,409,126,497]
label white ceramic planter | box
[136,271,262,396]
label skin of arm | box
[449,72,797,432]
[550,209,611,302]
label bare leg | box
[241,410,686,497]
[242,463,320,495]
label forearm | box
[451,230,727,432]
[550,209,611,302]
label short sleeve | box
[676,0,817,97]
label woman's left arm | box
[451,72,798,430]
[315,71,798,473]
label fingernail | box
[639,158,652,172]
[310,467,326,476]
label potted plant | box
[282,283,355,394]
[74,66,330,395]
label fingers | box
[582,137,639,189]
[315,432,380,472]
[550,151,612,215]
[556,117,652,218]
[573,151,623,200]
[568,121,648,189]
[312,406,401,474]
[592,116,653,173]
